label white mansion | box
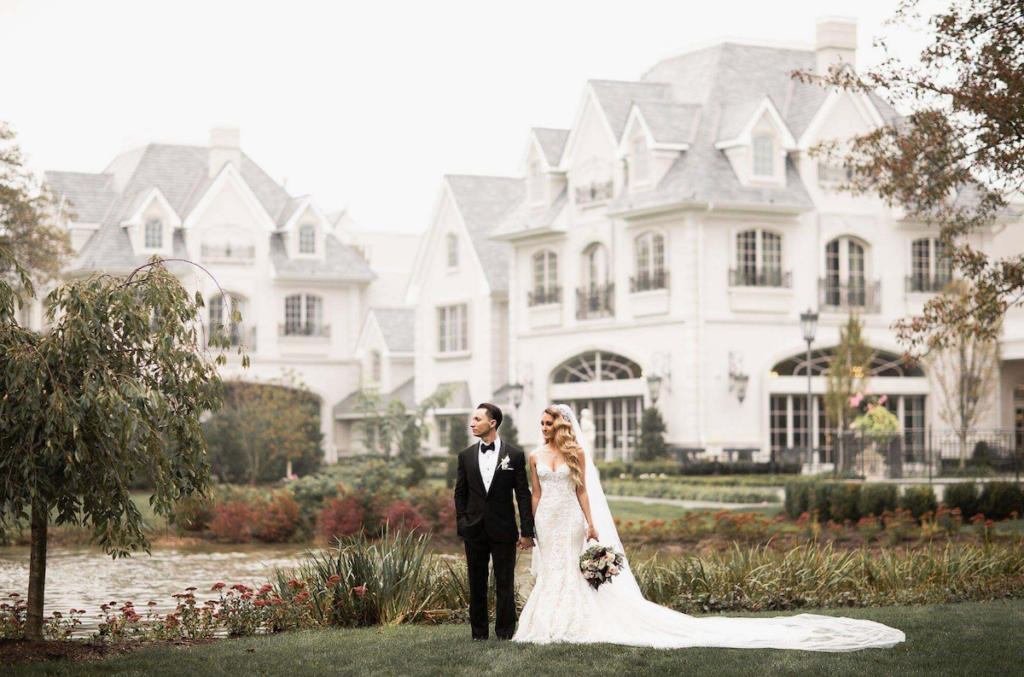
[40,129,421,463]
[409,17,1024,463]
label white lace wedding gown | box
[512,445,907,652]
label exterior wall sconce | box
[728,351,750,403]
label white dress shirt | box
[478,435,502,493]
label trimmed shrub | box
[253,492,302,543]
[978,481,1024,521]
[858,483,899,518]
[943,482,980,519]
[784,479,815,518]
[382,500,428,535]
[318,492,366,541]
[826,483,861,522]
[899,486,938,519]
[209,500,257,543]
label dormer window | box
[632,136,649,184]
[298,224,316,254]
[752,135,775,177]
[529,159,544,205]
[371,350,382,382]
[144,218,163,249]
[447,233,459,268]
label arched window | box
[768,347,927,465]
[771,346,925,378]
[371,350,382,382]
[578,243,612,319]
[824,236,876,312]
[144,218,163,249]
[632,135,649,184]
[632,232,666,292]
[447,233,459,268]
[909,237,953,292]
[752,135,774,177]
[732,229,785,287]
[210,293,248,346]
[529,250,559,306]
[553,351,643,383]
[283,293,325,337]
[298,225,316,254]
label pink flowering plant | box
[579,544,626,590]
[849,391,899,437]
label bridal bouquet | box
[579,544,625,590]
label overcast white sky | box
[1,0,924,234]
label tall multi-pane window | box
[298,225,316,254]
[531,250,558,305]
[632,135,649,184]
[371,350,382,382]
[582,243,609,290]
[909,237,953,292]
[792,395,809,450]
[770,394,788,459]
[752,135,774,176]
[633,232,666,291]
[824,236,869,308]
[447,233,459,268]
[283,293,323,336]
[437,304,468,353]
[144,218,163,249]
[734,229,784,286]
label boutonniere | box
[499,456,512,470]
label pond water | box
[0,542,536,636]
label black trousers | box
[463,537,516,639]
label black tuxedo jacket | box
[453,440,535,543]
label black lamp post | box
[799,308,819,468]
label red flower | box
[328,575,341,585]
[212,582,226,591]
[351,585,368,598]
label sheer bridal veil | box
[534,403,906,653]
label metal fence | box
[781,427,1024,480]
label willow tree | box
[0,249,241,640]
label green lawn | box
[4,600,1020,677]
[606,499,784,522]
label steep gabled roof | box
[44,171,118,223]
[47,141,370,275]
[370,307,415,353]
[532,128,570,166]
[589,80,672,140]
[269,233,374,282]
[444,175,525,293]
[633,101,702,145]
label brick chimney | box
[209,126,241,178]
[816,17,857,75]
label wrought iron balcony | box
[819,279,881,314]
[905,274,954,293]
[576,284,614,320]
[728,268,791,288]
[279,323,330,338]
[528,286,562,307]
[574,180,613,206]
[630,270,669,293]
[201,243,255,261]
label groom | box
[453,403,534,641]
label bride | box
[511,404,906,652]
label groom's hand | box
[517,537,535,550]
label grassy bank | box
[2,599,1021,677]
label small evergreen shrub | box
[899,486,938,519]
[942,482,979,519]
[978,481,1024,521]
[858,483,899,518]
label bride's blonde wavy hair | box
[543,406,585,487]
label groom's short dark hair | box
[476,402,503,429]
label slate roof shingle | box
[369,307,415,353]
[46,142,371,279]
[445,175,525,293]
[533,128,570,166]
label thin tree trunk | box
[25,498,47,641]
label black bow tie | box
[481,442,495,453]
